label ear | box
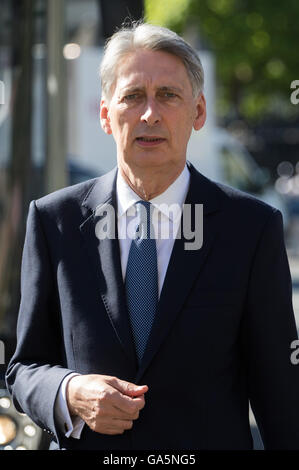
[193,93,206,131]
[100,98,112,135]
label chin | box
[132,153,174,169]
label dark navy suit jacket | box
[6,162,299,449]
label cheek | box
[112,123,133,150]
[171,114,194,143]
[116,112,136,139]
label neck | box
[119,163,185,200]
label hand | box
[66,374,148,435]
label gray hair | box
[100,22,204,101]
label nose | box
[140,98,161,126]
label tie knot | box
[136,200,151,212]
[136,200,152,221]
[135,201,154,240]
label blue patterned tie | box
[125,200,158,364]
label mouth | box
[135,136,166,147]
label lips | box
[135,136,166,146]
[136,136,165,141]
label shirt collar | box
[116,165,190,221]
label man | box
[6,22,299,450]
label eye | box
[123,93,141,101]
[159,91,178,99]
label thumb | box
[113,378,148,397]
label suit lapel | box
[135,163,223,382]
[79,168,138,368]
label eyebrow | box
[120,85,184,95]
[120,86,143,95]
[158,86,183,94]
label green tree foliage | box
[145,0,299,121]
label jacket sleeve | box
[5,200,76,447]
[242,208,299,449]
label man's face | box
[100,49,206,173]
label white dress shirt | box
[55,164,190,439]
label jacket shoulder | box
[215,179,279,215]
[33,178,99,215]
[208,178,284,242]
[189,162,280,222]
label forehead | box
[113,49,192,93]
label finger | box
[111,418,134,431]
[109,377,148,397]
[96,397,142,420]
[109,390,146,415]
[96,384,145,416]
[113,404,141,420]
[101,418,134,435]
[92,416,134,435]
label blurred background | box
[0,0,298,450]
